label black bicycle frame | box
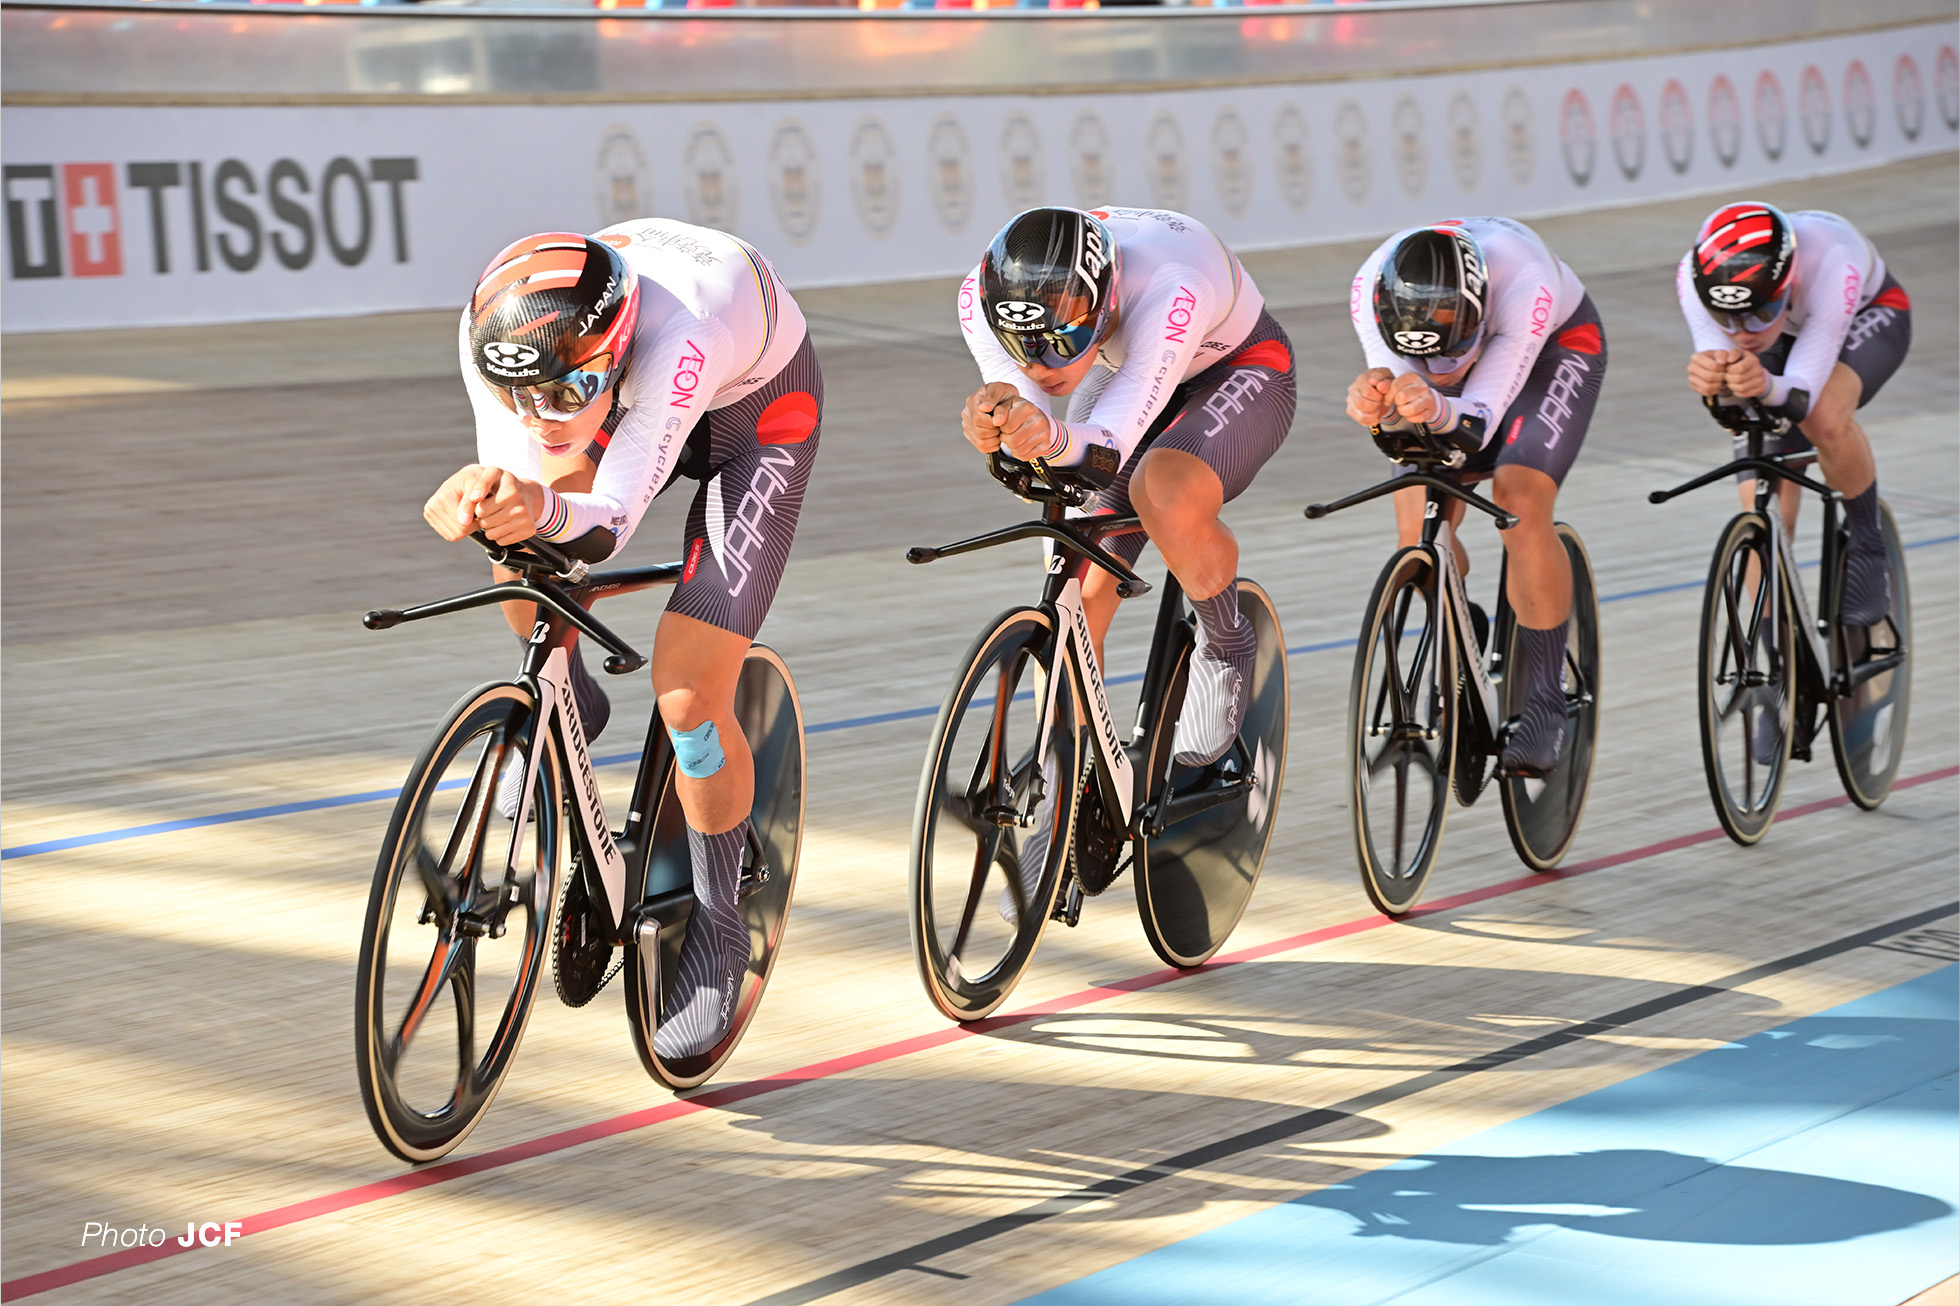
[1649,397,1905,708]
[365,539,689,946]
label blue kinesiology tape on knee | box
[668,720,727,779]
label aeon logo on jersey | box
[1163,286,1198,343]
[1707,284,1753,308]
[4,156,418,281]
[670,340,706,407]
[1394,330,1441,352]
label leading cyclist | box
[421,221,823,1061]
[1344,218,1606,777]
[1677,202,1910,627]
[959,205,1298,767]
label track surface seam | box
[4,763,1953,1302]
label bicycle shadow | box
[1290,1147,1953,1247]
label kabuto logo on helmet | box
[1707,284,1753,308]
[482,341,543,376]
[994,300,1048,327]
[1395,330,1443,352]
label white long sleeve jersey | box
[1351,217,1587,446]
[958,207,1266,467]
[463,218,805,556]
[1675,209,1886,411]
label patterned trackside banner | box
[3,20,1953,332]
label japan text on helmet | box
[979,208,1119,369]
[1690,202,1797,333]
[469,233,640,418]
[1373,224,1488,361]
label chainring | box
[1452,673,1493,806]
[551,856,618,1007]
[1069,766,1130,896]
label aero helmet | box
[1690,202,1797,333]
[978,207,1119,369]
[1374,224,1488,362]
[469,233,640,418]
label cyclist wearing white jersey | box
[959,206,1298,771]
[422,221,823,1060]
[1678,203,1910,627]
[1345,218,1607,776]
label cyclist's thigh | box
[1148,310,1298,503]
[668,333,824,641]
[1840,273,1912,411]
[1490,294,1606,487]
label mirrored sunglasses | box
[994,310,1107,370]
[495,353,617,421]
[1709,297,1788,336]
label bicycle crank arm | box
[1136,773,1255,839]
[1842,648,1907,691]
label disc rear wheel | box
[1501,523,1601,869]
[627,644,806,1088]
[1829,501,1911,809]
[1135,579,1288,967]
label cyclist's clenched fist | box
[961,381,1054,460]
[1348,368,1445,428]
[423,464,547,544]
[1686,348,1769,399]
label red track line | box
[7,763,1954,1302]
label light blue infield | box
[1020,965,1960,1306]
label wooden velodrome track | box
[3,157,1955,1305]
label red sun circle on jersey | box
[756,391,819,445]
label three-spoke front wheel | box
[1697,513,1795,845]
[356,683,560,1163]
[910,608,1078,1022]
[1349,547,1457,915]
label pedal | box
[738,826,771,901]
[1051,877,1084,928]
[633,917,661,1039]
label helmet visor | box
[1707,295,1789,335]
[992,304,1109,369]
[492,352,618,422]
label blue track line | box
[5,534,1952,862]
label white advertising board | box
[4,21,1954,332]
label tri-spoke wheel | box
[1134,580,1288,967]
[625,644,807,1088]
[1698,512,1795,845]
[1500,523,1601,869]
[910,608,1079,1021]
[356,683,560,1162]
[1829,501,1911,810]
[1349,547,1457,915]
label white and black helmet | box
[978,207,1120,369]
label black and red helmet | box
[468,233,640,393]
[1690,203,1797,331]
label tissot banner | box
[4,20,1953,332]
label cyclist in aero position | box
[961,206,1297,755]
[1345,218,1606,776]
[1678,202,1910,626]
[421,221,822,1060]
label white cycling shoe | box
[1172,641,1253,768]
[998,749,1058,929]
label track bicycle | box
[354,533,805,1162]
[1305,424,1601,915]
[1649,395,1911,844]
[907,450,1288,1021]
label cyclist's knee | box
[1492,466,1557,525]
[1132,449,1223,527]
